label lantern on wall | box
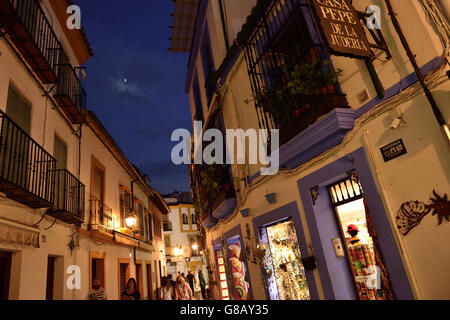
[125,212,137,229]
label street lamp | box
[192,243,199,251]
[125,212,137,229]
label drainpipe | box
[384,0,449,143]
[218,0,230,51]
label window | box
[118,259,130,297]
[90,252,105,291]
[6,84,31,134]
[182,214,189,225]
[164,235,171,248]
[200,25,215,103]
[153,214,162,238]
[193,74,204,122]
[146,212,153,242]
[134,200,146,236]
[191,213,197,225]
[243,0,348,145]
[119,188,132,228]
[4,85,32,191]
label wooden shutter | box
[53,135,67,170]
[6,85,31,134]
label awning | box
[0,222,39,248]
[114,232,139,247]
[169,0,200,52]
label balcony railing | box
[88,198,113,231]
[195,164,236,220]
[54,64,87,124]
[163,221,173,232]
[0,110,56,208]
[47,169,85,224]
[0,0,63,84]
[243,0,349,145]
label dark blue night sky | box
[76,0,191,194]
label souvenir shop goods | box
[263,220,311,300]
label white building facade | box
[0,0,168,300]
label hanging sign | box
[311,0,372,57]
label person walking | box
[198,270,207,300]
[186,271,195,294]
[174,275,193,300]
[167,274,176,299]
[160,276,174,300]
[121,278,141,300]
[87,278,107,300]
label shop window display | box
[259,220,311,300]
[329,177,395,300]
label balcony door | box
[90,157,105,226]
[3,85,31,190]
[53,135,67,211]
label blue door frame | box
[252,202,320,300]
[298,147,414,300]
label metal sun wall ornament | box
[396,190,449,236]
[428,190,450,225]
[395,201,430,236]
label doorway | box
[263,219,311,300]
[0,251,12,300]
[328,177,395,300]
[46,256,56,300]
[136,262,143,298]
[118,259,130,298]
[91,258,105,289]
[146,262,153,300]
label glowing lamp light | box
[174,246,184,257]
[125,213,137,229]
[192,243,199,251]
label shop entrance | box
[0,251,12,300]
[328,177,395,300]
[262,220,310,300]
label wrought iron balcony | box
[46,169,85,225]
[0,0,63,84]
[194,164,236,224]
[0,110,56,208]
[243,0,349,145]
[88,198,113,231]
[54,64,87,124]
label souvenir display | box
[262,220,311,300]
[334,196,395,300]
[227,242,249,300]
[215,249,230,300]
